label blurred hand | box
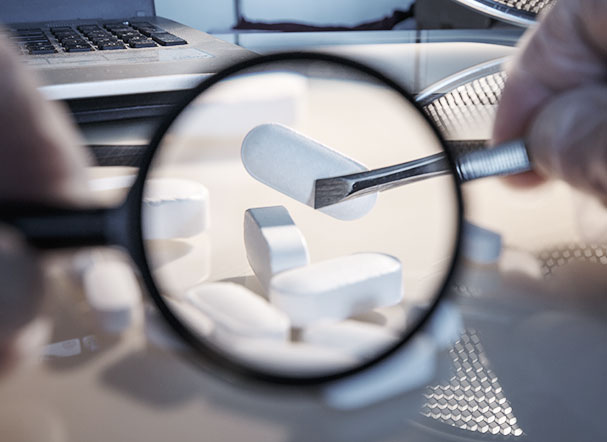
[0,37,90,375]
[492,0,607,200]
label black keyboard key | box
[29,47,57,55]
[115,31,140,40]
[15,27,43,34]
[137,27,163,37]
[78,25,102,32]
[90,37,118,45]
[97,42,125,50]
[61,40,89,47]
[129,39,156,48]
[50,26,73,33]
[29,47,57,54]
[65,45,93,52]
[151,33,186,46]
[13,35,49,42]
[25,42,53,48]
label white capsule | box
[42,338,82,359]
[302,320,399,359]
[244,206,310,293]
[462,221,502,264]
[241,123,377,221]
[142,178,210,240]
[270,253,403,327]
[228,339,357,376]
[322,335,438,410]
[83,260,142,334]
[186,282,290,344]
[499,248,543,279]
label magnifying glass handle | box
[455,139,530,182]
[0,203,124,249]
[314,139,530,209]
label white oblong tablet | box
[164,297,214,339]
[270,253,403,327]
[302,320,399,359]
[146,234,212,297]
[241,123,377,221]
[42,338,82,359]
[322,335,438,410]
[142,178,210,240]
[83,260,142,334]
[186,282,290,343]
[499,248,542,279]
[244,206,310,293]
[462,221,502,264]
[228,339,357,376]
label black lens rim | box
[127,51,465,386]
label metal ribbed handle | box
[455,139,531,183]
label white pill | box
[462,221,502,264]
[88,174,135,192]
[244,206,310,293]
[142,178,210,240]
[42,338,82,359]
[146,234,212,297]
[228,339,357,376]
[499,248,543,279]
[241,123,377,221]
[302,320,399,359]
[164,297,214,338]
[270,253,403,327]
[323,335,438,410]
[186,282,290,343]
[83,260,142,334]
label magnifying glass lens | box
[141,57,460,380]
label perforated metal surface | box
[450,0,554,26]
[423,71,506,140]
[421,329,524,437]
[537,243,607,277]
[491,0,554,14]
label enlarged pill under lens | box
[269,253,403,327]
[244,206,310,293]
[83,260,142,334]
[143,178,210,240]
[186,282,290,343]
[241,123,377,221]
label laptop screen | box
[0,0,155,24]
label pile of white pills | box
[87,123,462,409]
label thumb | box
[527,85,607,203]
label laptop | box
[1,0,256,122]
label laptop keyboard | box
[10,21,187,55]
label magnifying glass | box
[0,53,530,386]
